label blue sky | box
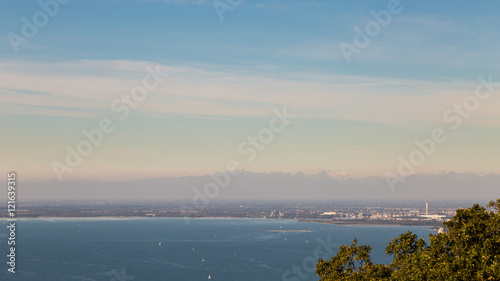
[1,0,500,181]
[2,0,499,79]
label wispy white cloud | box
[1,59,499,129]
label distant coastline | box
[0,216,296,220]
[0,216,444,231]
[299,219,444,229]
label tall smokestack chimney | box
[426,202,429,216]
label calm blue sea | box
[0,218,433,281]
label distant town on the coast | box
[1,200,485,226]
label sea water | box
[0,218,433,281]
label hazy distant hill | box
[11,171,499,202]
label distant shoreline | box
[0,216,296,220]
[0,216,444,229]
[299,219,444,230]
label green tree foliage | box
[316,199,500,281]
